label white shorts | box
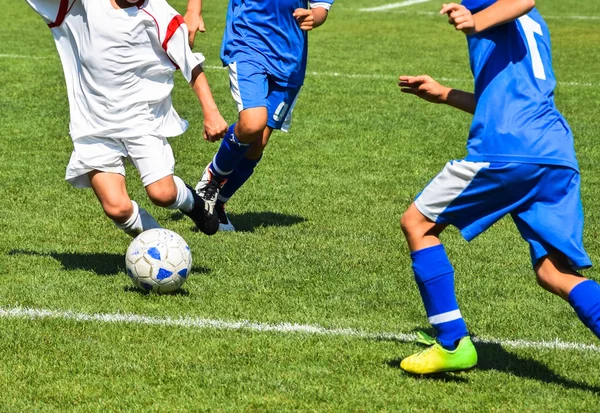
[65,135,175,188]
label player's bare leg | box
[88,170,160,237]
[535,251,600,339]
[400,203,447,252]
[145,175,178,207]
[236,107,268,144]
[535,252,587,301]
[399,202,476,374]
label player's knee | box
[236,117,267,140]
[400,209,424,237]
[101,198,134,222]
[146,185,177,208]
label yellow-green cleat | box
[400,335,478,375]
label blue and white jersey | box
[221,0,334,87]
[462,0,579,171]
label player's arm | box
[184,0,205,48]
[190,65,228,142]
[441,0,535,34]
[294,2,332,31]
[164,18,227,141]
[399,75,476,114]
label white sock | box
[169,175,195,212]
[114,200,161,237]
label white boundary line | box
[369,10,600,20]
[1,306,599,353]
[360,0,431,12]
[0,54,596,88]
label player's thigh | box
[66,136,127,188]
[415,161,541,241]
[512,166,591,271]
[266,82,301,131]
[124,136,175,188]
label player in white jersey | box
[24,0,228,236]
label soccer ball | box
[125,228,192,293]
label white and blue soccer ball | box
[125,228,192,293]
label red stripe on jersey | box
[162,15,185,52]
[161,15,185,70]
[48,0,76,29]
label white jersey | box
[25,0,205,140]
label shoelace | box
[201,178,221,201]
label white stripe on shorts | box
[428,309,463,325]
[415,160,490,222]
[280,90,301,133]
[229,62,244,112]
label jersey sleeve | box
[24,0,63,25]
[164,20,206,82]
[310,0,333,10]
[142,0,204,82]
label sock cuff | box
[169,175,194,212]
[569,279,600,307]
[410,244,445,260]
[113,200,139,229]
[411,244,454,283]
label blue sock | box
[210,123,250,178]
[411,244,468,350]
[218,155,262,203]
[568,280,600,339]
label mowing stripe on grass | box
[0,54,597,88]
[359,0,431,12]
[1,306,599,353]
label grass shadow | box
[9,249,123,276]
[224,211,307,233]
[9,251,211,278]
[385,329,600,393]
[169,211,306,233]
[123,285,191,296]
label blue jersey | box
[221,0,334,87]
[462,1,579,171]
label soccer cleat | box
[180,184,219,235]
[195,164,228,215]
[400,335,477,375]
[216,202,235,232]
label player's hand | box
[399,75,451,104]
[293,8,315,31]
[440,3,476,34]
[203,112,228,142]
[184,12,206,48]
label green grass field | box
[2,0,600,411]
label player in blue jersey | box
[397,0,600,374]
[194,0,334,231]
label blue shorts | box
[228,60,301,131]
[415,161,591,270]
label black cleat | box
[181,185,219,235]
